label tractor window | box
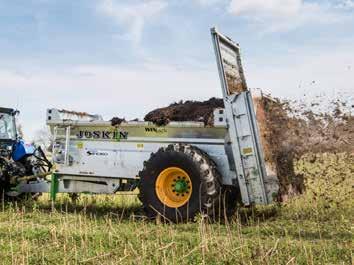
[0,113,16,140]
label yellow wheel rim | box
[155,167,192,208]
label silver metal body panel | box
[18,177,121,194]
[47,114,237,187]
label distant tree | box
[16,123,24,139]
[33,127,53,152]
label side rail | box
[47,108,103,123]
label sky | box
[0,0,353,140]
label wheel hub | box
[174,179,188,194]
[155,167,193,208]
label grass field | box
[0,153,353,265]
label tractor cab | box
[0,108,38,162]
[0,108,17,156]
[0,108,17,140]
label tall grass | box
[0,153,352,264]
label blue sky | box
[1,0,353,140]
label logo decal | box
[145,127,168,136]
[77,130,128,140]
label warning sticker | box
[242,147,253,155]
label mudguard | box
[12,140,36,161]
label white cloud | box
[246,46,354,100]
[0,63,220,140]
[229,0,302,17]
[98,0,167,45]
[228,0,350,32]
[337,0,354,9]
[195,0,223,6]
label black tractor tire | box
[0,157,10,201]
[217,186,241,221]
[138,144,222,222]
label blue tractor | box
[0,107,52,200]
